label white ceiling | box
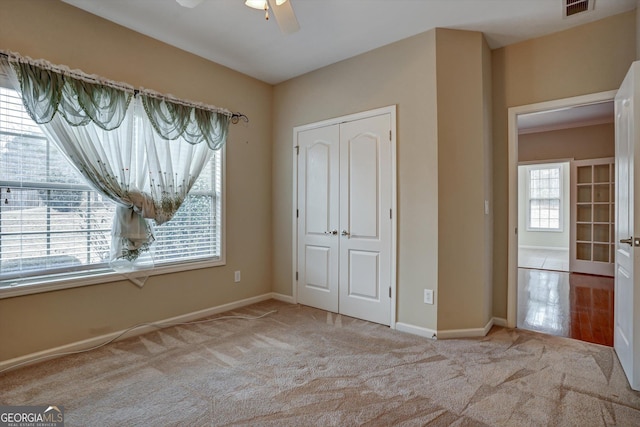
[518,101,615,134]
[62,0,637,85]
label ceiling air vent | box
[564,0,594,18]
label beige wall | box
[519,123,614,162]
[492,11,636,319]
[0,0,273,361]
[435,29,493,331]
[274,28,493,333]
[273,31,441,330]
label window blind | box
[0,85,222,283]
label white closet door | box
[296,125,340,313]
[338,114,392,325]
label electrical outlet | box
[424,289,434,305]
[234,271,241,283]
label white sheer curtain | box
[42,100,213,278]
[0,53,230,286]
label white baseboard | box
[395,322,437,340]
[0,292,288,373]
[271,292,295,304]
[437,317,495,339]
[519,245,568,252]
[492,317,508,328]
[372,317,509,341]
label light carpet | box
[1,300,640,426]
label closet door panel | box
[348,250,380,300]
[339,114,392,325]
[305,142,332,234]
[348,135,380,239]
[296,125,340,313]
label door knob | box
[324,230,338,235]
[620,237,633,245]
[341,230,350,236]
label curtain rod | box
[0,50,248,124]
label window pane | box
[0,87,41,135]
[154,193,216,262]
[529,168,560,199]
[1,84,223,284]
[528,166,561,230]
[0,187,114,277]
[529,198,561,230]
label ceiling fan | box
[176,0,300,34]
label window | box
[527,165,562,231]
[0,84,223,288]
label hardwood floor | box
[518,268,614,346]
[569,273,614,346]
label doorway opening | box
[518,161,570,272]
[508,91,617,346]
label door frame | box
[291,105,398,328]
[507,91,617,328]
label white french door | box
[614,61,640,391]
[295,107,396,326]
[570,158,615,277]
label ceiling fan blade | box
[268,0,300,34]
[176,0,204,8]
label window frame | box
[525,164,564,233]
[0,81,226,299]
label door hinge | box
[390,209,392,219]
[515,227,518,235]
[295,145,300,155]
[389,130,392,141]
[296,209,299,218]
[389,287,392,298]
[296,271,299,281]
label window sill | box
[0,257,225,299]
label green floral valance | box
[1,52,234,278]
[9,57,231,150]
[141,95,228,150]
[13,61,132,130]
